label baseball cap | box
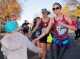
[42,8,48,13]
[42,8,50,15]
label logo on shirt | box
[56,22,67,35]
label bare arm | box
[64,16,77,31]
[31,19,41,35]
[35,18,53,40]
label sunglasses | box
[52,7,60,11]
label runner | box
[33,3,77,59]
[39,8,51,59]
[30,8,51,59]
[31,17,41,47]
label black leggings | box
[75,28,80,40]
[52,44,68,59]
[56,44,68,59]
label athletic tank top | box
[53,15,69,40]
[40,18,50,33]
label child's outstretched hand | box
[32,39,38,44]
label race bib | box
[42,28,46,33]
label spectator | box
[75,16,80,40]
[22,20,29,35]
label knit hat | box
[5,20,18,33]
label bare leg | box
[39,43,47,59]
